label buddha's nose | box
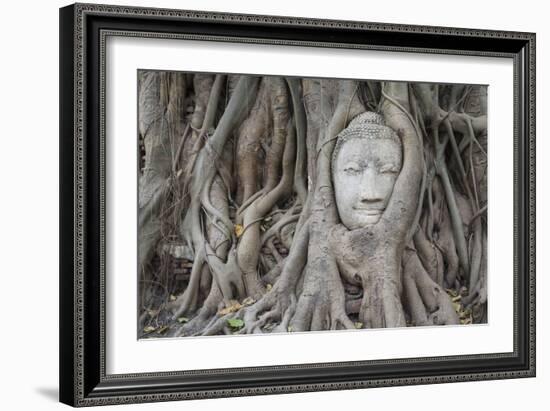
[359,170,384,203]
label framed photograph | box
[59,2,535,407]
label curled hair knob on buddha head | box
[331,111,400,172]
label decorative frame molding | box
[60,3,535,407]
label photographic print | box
[137,72,488,339]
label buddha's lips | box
[352,207,384,215]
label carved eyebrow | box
[343,161,362,170]
[379,163,399,173]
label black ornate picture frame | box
[59,3,535,407]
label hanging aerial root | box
[237,116,296,299]
[236,79,269,204]
[287,78,308,204]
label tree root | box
[403,248,459,326]
[197,221,306,335]
[414,227,444,286]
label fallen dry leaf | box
[235,224,244,238]
[242,297,255,306]
[218,299,243,315]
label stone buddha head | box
[332,112,402,230]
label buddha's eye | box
[379,163,399,174]
[343,162,361,175]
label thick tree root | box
[403,248,459,326]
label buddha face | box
[333,138,402,229]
